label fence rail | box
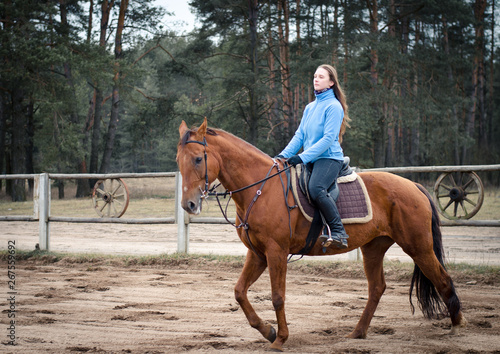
[1,165,499,253]
[356,164,500,173]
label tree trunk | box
[410,20,420,166]
[384,0,396,167]
[60,0,90,197]
[247,0,259,145]
[400,15,410,166]
[0,0,11,193]
[278,0,292,137]
[476,1,487,151]
[294,0,303,129]
[266,23,276,130]
[442,15,461,165]
[89,88,101,171]
[366,0,384,167]
[0,94,6,191]
[11,86,27,201]
[488,0,495,148]
[332,0,339,63]
[463,0,486,164]
[52,110,65,199]
[89,0,113,176]
[26,98,35,192]
[6,1,28,201]
[342,0,348,86]
[87,0,94,43]
[100,0,128,173]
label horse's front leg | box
[234,250,276,344]
[266,246,289,352]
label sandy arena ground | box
[1,222,499,353]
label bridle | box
[183,136,293,200]
[184,137,210,199]
[183,136,296,261]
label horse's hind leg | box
[348,236,395,339]
[404,183,466,333]
[234,250,276,344]
[411,252,466,334]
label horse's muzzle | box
[182,198,202,215]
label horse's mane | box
[179,126,269,160]
[215,129,269,157]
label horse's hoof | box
[269,341,283,352]
[346,330,366,339]
[449,316,467,335]
[266,325,277,343]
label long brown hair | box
[318,64,351,143]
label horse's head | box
[176,118,219,214]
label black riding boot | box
[314,189,349,249]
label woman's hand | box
[287,155,303,166]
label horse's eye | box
[194,156,203,165]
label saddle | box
[288,158,373,255]
[291,158,372,224]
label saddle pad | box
[291,169,373,225]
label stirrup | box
[319,225,347,249]
[319,234,347,249]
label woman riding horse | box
[177,120,466,352]
[277,64,350,249]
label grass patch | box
[0,249,245,268]
[474,188,500,220]
[1,250,498,286]
[446,262,500,285]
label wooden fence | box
[1,164,499,253]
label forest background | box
[1,0,499,201]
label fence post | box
[175,172,189,253]
[38,173,50,250]
[348,248,362,261]
[33,174,40,219]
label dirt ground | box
[1,223,500,353]
[1,256,499,354]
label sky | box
[154,0,197,33]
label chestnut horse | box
[176,119,466,352]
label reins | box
[208,163,293,198]
[185,137,293,200]
[184,137,294,261]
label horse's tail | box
[409,184,461,319]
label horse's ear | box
[195,117,208,140]
[179,120,188,138]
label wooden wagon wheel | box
[92,178,130,218]
[433,171,484,220]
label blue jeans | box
[307,158,348,245]
[308,158,343,201]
